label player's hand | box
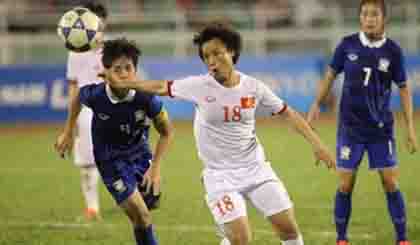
[313,145,336,170]
[54,131,74,159]
[406,129,418,154]
[307,103,321,127]
[141,163,161,196]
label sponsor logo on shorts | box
[112,179,127,193]
[340,146,351,160]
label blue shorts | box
[336,135,397,171]
[97,157,151,204]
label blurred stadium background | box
[1,1,419,245]
[1,0,420,62]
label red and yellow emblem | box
[240,96,256,109]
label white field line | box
[1,221,376,240]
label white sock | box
[220,237,231,245]
[80,166,100,212]
[282,235,304,245]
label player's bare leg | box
[379,168,409,244]
[120,189,158,245]
[269,208,303,245]
[222,216,252,245]
[335,170,358,244]
[80,166,101,221]
[337,170,357,193]
[379,167,399,192]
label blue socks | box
[334,189,408,242]
[134,225,158,245]
[335,190,352,241]
[386,190,407,242]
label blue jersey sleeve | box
[145,95,163,118]
[79,84,96,108]
[329,39,346,74]
[391,46,407,88]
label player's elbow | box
[283,106,297,120]
[399,85,410,96]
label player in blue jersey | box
[55,38,173,245]
[307,1,418,245]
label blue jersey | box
[330,32,407,142]
[78,83,163,163]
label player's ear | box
[384,14,389,24]
[228,49,235,62]
[101,69,111,81]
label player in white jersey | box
[64,1,108,221]
[106,23,336,245]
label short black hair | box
[359,0,387,17]
[102,38,141,69]
[83,1,108,19]
[193,22,242,64]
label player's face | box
[360,3,385,40]
[201,38,235,83]
[106,56,136,95]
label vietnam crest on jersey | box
[240,96,256,109]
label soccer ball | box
[57,7,103,52]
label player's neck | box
[363,31,385,42]
[221,70,240,88]
[111,87,129,99]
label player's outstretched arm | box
[283,106,336,169]
[307,67,337,125]
[142,109,174,196]
[105,71,169,96]
[54,83,82,159]
[399,84,418,154]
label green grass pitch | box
[1,116,419,245]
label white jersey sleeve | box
[66,50,104,87]
[168,75,204,103]
[257,82,287,115]
[66,52,83,81]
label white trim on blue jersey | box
[105,84,136,104]
[359,31,387,48]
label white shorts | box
[203,162,293,225]
[74,106,95,166]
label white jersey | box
[66,49,104,87]
[66,48,103,166]
[169,71,287,170]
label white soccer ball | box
[57,7,103,52]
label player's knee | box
[276,225,300,241]
[382,177,398,192]
[228,230,251,245]
[80,167,97,180]
[125,202,153,228]
[338,181,354,193]
[80,168,89,179]
[131,209,152,228]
